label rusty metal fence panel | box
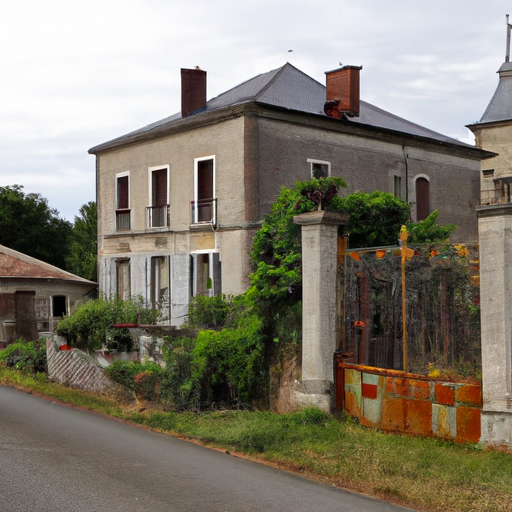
[339,243,480,378]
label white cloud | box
[1,0,511,220]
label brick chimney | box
[324,65,362,118]
[181,68,207,118]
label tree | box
[66,201,98,281]
[329,191,411,248]
[0,185,72,269]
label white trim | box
[413,173,430,183]
[147,165,170,206]
[193,156,216,224]
[115,171,130,208]
[189,249,220,255]
[307,158,331,178]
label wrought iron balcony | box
[115,209,131,231]
[191,198,217,225]
[481,175,512,206]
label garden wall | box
[336,360,482,443]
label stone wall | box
[337,362,482,444]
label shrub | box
[187,294,231,329]
[0,339,47,374]
[105,360,163,402]
[193,312,266,406]
[56,296,161,352]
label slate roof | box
[0,245,96,285]
[474,62,512,125]
[89,62,476,153]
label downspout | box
[402,143,409,204]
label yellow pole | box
[399,225,409,372]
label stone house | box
[89,63,491,326]
[0,245,97,343]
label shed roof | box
[0,245,96,286]
[89,62,479,153]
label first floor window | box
[116,173,131,231]
[148,167,169,228]
[193,157,215,223]
[394,176,402,199]
[308,159,330,179]
[191,252,221,297]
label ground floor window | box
[191,252,221,297]
[116,259,131,300]
[52,295,67,317]
[151,256,169,308]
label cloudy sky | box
[0,0,510,221]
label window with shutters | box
[151,256,169,309]
[147,166,169,228]
[192,157,216,224]
[415,176,430,221]
[116,258,131,300]
[116,173,130,231]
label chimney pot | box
[324,65,362,118]
[181,68,207,118]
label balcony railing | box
[191,198,217,225]
[481,176,512,206]
[147,204,169,229]
[116,209,131,231]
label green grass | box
[2,365,512,512]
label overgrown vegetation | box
[1,368,511,512]
[0,339,47,375]
[56,296,161,352]
[105,295,267,410]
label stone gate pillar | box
[293,210,348,412]
[478,204,512,445]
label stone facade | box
[90,64,490,327]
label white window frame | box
[193,155,216,224]
[115,171,131,231]
[147,165,170,206]
[191,250,220,298]
[147,165,170,229]
[307,159,331,179]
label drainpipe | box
[402,143,409,204]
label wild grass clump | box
[0,339,47,374]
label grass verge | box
[2,366,512,512]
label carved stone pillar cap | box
[293,210,349,226]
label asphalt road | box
[0,386,414,512]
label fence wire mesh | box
[340,243,481,378]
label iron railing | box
[191,198,217,225]
[147,205,169,229]
[116,209,131,231]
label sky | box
[1,0,510,221]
